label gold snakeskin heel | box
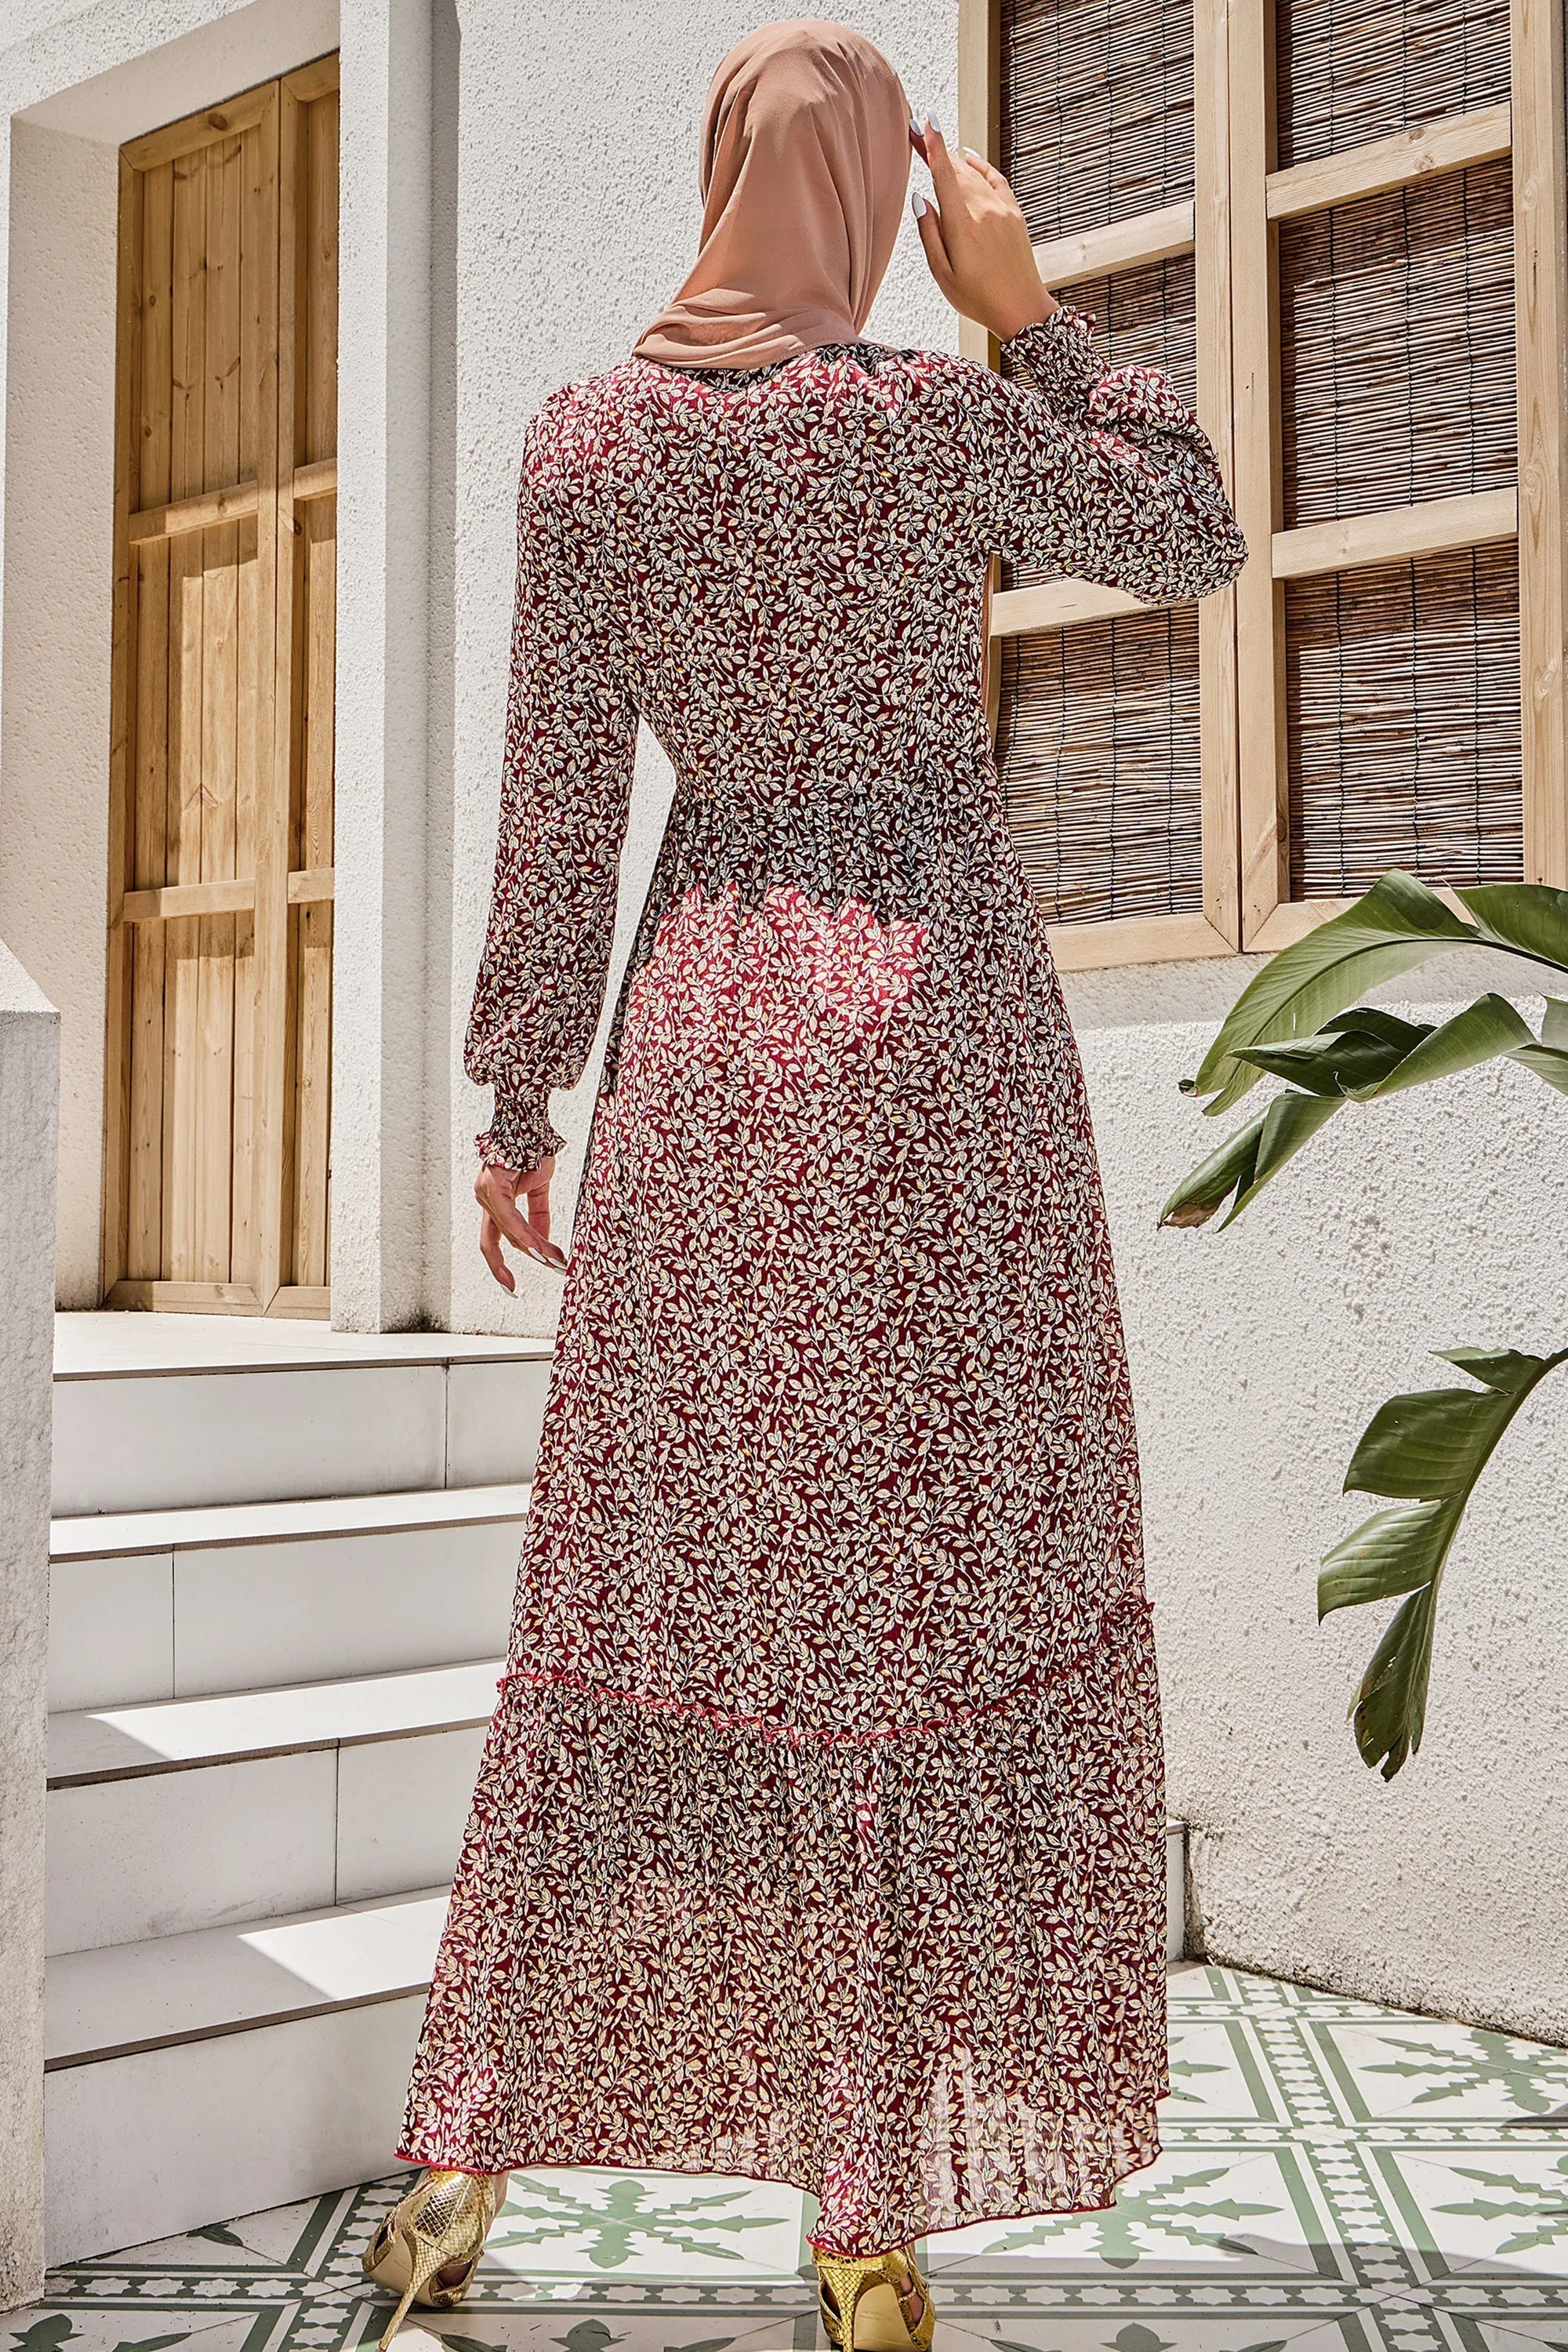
[814,2245,936,2352]
[361,2169,506,2350]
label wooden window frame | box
[1230,0,1568,947]
[101,55,339,1318]
[961,0,1243,972]
[964,0,1568,964]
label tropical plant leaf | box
[1165,988,1568,1229]
[1351,1581,1440,1779]
[1344,1382,1524,1499]
[1320,1345,1568,1778]
[1157,1092,1342,1228]
[1185,873,1481,1114]
[1436,1345,1549,1394]
[1238,1009,1426,1097]
[1158,1116,1266,1228]
[1239,994,1557,1103]
[1222,1091,1342,1224]
[1360,993,1535,1096]
[1454,883,1568,968]
[1318,1498,1455,1616]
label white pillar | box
[0,940,59,2310]
[331,0,434,1329]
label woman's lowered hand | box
[476,1158,568,1290]
[909,117,1059,341]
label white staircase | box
[45,1314,546,2266]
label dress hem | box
[389,2126,1165,2259]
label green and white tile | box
[482,2171,810,2285]
[19,1969,1568,2352]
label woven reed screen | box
[1279,161,1517,528]
[1270,0,1525,902]
[996,0,1208,940]
[998,608,1205,922]
[1286,544,1523,897]
[1275,0,1512,168]
[1000,0,1193,241]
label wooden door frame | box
[966,0,1568,961]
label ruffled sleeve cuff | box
[476,1092,564,1174]
[1000,307,1102,417]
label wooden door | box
[103,56,339,1316]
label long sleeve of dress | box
[465,418,640,1171]
[956,306,1247,602]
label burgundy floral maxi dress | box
[401,308,1247,2254]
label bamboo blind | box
[1279,162,1518,527]
[1000,608,1205,920]
[1275,0,1512,166]
[1286,544,1524,894]
[103,57,339,1316]
[971,0,1241,970]
[1000,0,1194,241]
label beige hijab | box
[634,19,912,372]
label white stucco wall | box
[0,938,60,2310]
[2,0,1565,2048]
[1074,949,1568,2043]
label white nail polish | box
[910,191,927,219]
[909,113,922,137]
[927,112,945,140]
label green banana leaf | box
[1456,883,1568,966]
[1318,1345,1568,1778]
[1184,873,1568,1117]
[1158,1092,1340,1229]
[1160,994,1568,1227]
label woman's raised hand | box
[909,118,1059,342]
[476,1158,569,1291]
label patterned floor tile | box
[1370,2147,1568,2278]
[16,1971,1568,2352]
[925,2147,1347,2281]
[0,2318,290,2352]
[481,2171,810,2284]
[383,2315,819,2352]
[936,2310,1345,2349]
[1443,2325,1568,2350]
[1310,2027,1568,2130]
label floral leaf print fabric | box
[409,306,1247,2254]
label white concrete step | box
[46,1659,501,1956]
[45,1886,445,2265]
[49,1483,528,1710]
[53,1313,554,1515]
